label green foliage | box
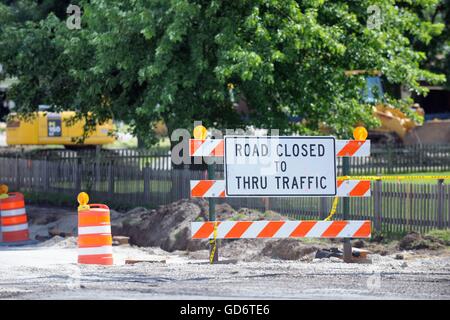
[0,0,446,145]
[22,191,76,207]
[413,0,450,88]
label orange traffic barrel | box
[0,192,30,243]
[78,203,113,265]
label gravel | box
[1,204,448,299]
[0,239,449,300]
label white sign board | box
[224,136,337,197]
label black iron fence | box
[0,144,449,233]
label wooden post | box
[342,157,352,263]
[319,197,328,220]
[437,179,444,229]
[108,160,114,198]
[95,145,101,191]
[143,166,150,204]
[373,178,382,232]
[15,154,20,191]
[43,154,49,192]
[75,157,82,192]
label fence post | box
[319,197,328,219]
[108,160,114,198]
[171,168,179,202]
[15,154,20,190]
[75,157,81,192]
[143,166,150,204]
[43,155,49,191]
[95,146,101,191]
[373,178,382,232]
[437,179,444,229]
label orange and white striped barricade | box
[189,139,370,158]
[78,204,113,265]
[189,139,224,157]
[191,220,371,239]
[336,180,371,197]
[191,180,226,198]
[0,192,30,243]
[336,140,370,157]
[190,179,371,198]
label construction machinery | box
[6,108,115,148]
[352,71,450,145]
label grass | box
[23,191,76,208]
[53,179,171,193]
[425,229,450,245]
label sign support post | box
[342,157,352,262]
[207,162,219,263]
[342,153,352,262]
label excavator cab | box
[362,76,384,104]
[354,73,423,145]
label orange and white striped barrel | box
[0,192,30,243]
[191,220,371,239]
[78,204,113,265]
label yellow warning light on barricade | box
[193,125,208,140]
[77,192,90,210]
[0,184,8,195]
[0,184,9,199]
[353,126,368,141]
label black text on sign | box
[224,136,337,197]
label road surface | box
[0,239,449,299]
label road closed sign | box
[224,136,336,197]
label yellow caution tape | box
[324,196,340,221]
[324,175,449,221]
[209,221,218,264]
[338,175,450,181]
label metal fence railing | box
[0,144,449,233]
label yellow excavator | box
[347,70,450,145]
[6,107,115,148]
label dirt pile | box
[112,199,322,260]
[112,199,288,252]
[398,231,445,250]
[261,239,320,260]
[112,198,210,252]
[26,206,77,240]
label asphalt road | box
[0,244,449,299]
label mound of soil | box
[398,231,444,250]
[261,239,320,260]
[112,198,210,252]
[112,199,291,254]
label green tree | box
[0,0,446,145]
[413,0,450,88]
[0,0,79,23]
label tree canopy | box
[0,0,447,145]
